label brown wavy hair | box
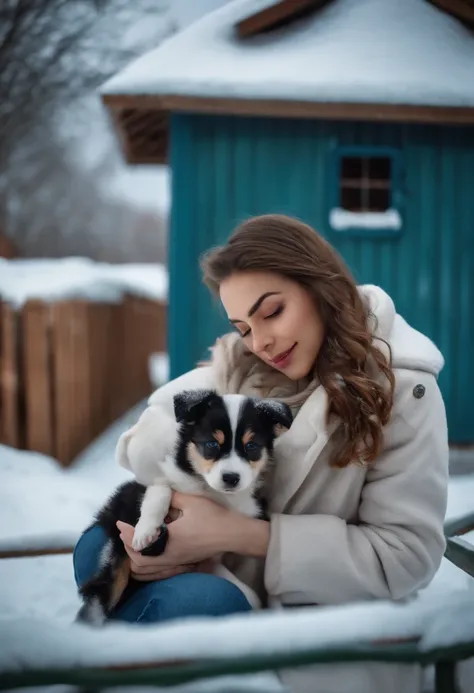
[201,214,395,468]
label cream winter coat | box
[128,285,450,693]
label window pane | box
[369,157,391,180]
[341,186,362,211]
[368,187,390,212]
[341,157,363,179]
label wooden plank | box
[0,546,73,560]
[102,93,474,131]
[235,0,329,38]
[102,93,474,164]
[0,234,17,259]
[160,95,474,125]
[0,303,19,447]
[106,302,127,423]
[52,302,91,466]
[128,296,150,404]
[117,108,168,164]
[87,303,113,440]
[22,301,54,456]
[429,0,474,27]
[124,296,167,405]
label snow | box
[169,0,233,30]
[0,257,168,309]
[103,164,171,216]
[0,404,142,553]
[0,407,473,681]
[329,208,402,232]
[0,590,472,674]
[101,0,474,109]
[446,475,474,525]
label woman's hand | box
[117,492,232,582]
[117,491,271,582]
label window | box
[329,147,403,236]
[340,156,391,212]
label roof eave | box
[101,93,474,165]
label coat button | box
[413,384,425,399]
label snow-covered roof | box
[0,258,168,309]
[101,0,474,109]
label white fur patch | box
[99,539,114,569]
[132,484,172,551]
[84,597,106,626]
[222,394,246,447]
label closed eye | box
[266,306,283,320]
[237,306,284,339]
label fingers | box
[170,491,187,509]
[166,507,181,523]
[122,543,166,567]
[116,521,135,546]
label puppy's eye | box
[205,440,220,452]
[244,441,259,454]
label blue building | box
[102,0,474,442]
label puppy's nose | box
[222,472,240,488]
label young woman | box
[74,214,449,693]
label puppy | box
[76,389,292,624]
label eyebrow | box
[229,292,281,324]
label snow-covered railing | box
[444,511,474,582]
[1,511,473,693]
[0,592,472,693]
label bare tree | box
[0,0,170,164]
[0,0,172,261]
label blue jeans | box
[73,525,252,624]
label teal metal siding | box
[169,114,474,442]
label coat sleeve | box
[263,369,450,604]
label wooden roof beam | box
[235,0,333,38]
[428,0,474,27]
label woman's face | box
[219,271,325,381]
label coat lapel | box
[269,386,340,513]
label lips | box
[271,344,296,365]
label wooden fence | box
[0,295,166,466]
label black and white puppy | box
[76,389,292,624]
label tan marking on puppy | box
[242,429,255,446]
[109,558,131,611]
[250,448,269,472]
[187,441,215,475]
[273,423,289,437]
[213,429,225,445]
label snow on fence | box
[0,295,166,466]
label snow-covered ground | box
[0,407,473,691]
[0,404,141,554]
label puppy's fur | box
[76,389,292,624]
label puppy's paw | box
[132,520,159,552]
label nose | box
[222,472,240,488]
[252,327,273,355]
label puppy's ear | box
[115,424,138,470]
[255,399,293,437]
[173,389,221,424]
